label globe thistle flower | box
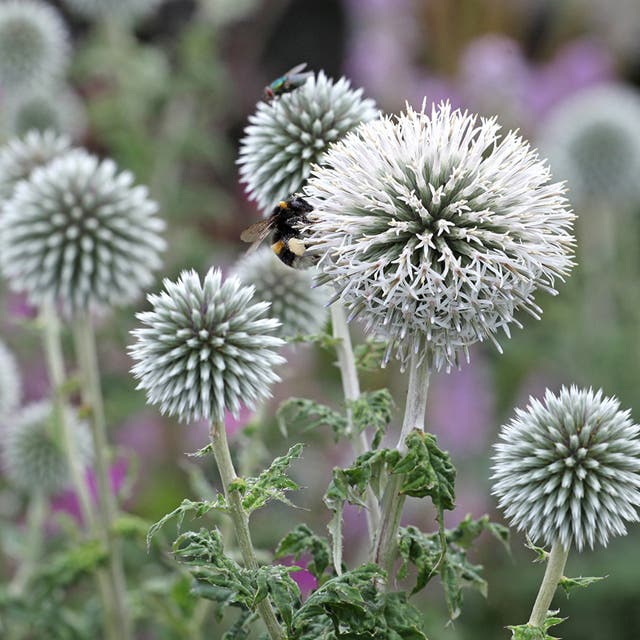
[3,87,87,141]
[2,402,92,496]
[492,386,640,550]
[233,247,328,339]
[0,0,69,92]
[130,268,285,424]
[538,84,640,208]
[305,103,575,371]
[0,129,71,200]
[60,0,163,23]
[0,340,21,419]
[238,71,378,212]
[0,149,166,314]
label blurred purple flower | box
[528,38,615,121]
[279,555,317,599]
[116,411,165,462]
[407,73,462,111]
[427,351,494,457]
[6,291,37,321]
[50,458,128,525]
[444,481,491,528]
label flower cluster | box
[0,149,165,314]
[130,269,285,424]
[305,103,575,370]
[239,71,378,212]
[492,386,640,550]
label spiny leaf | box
[288,332,342,350]
[508,611,566,640]
[558,575,607,597]
[38,539,108,591]
[254,564,301,632]
[187,443,214,458]
[235,443,303,514]
[525,537,549,563]
[353,338,389,372]
[348,389,395,449]
[147,497,227,548]
[446,514,510,553]
[275,524,331,581]
[277,398,347,440]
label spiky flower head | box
[0,129,71,200]
[305,103,575,371]
[0,0,69,92]
[238,71,378,213]
[60,0,162,23]
[233,247,328,338]
[492,386,640,550]
[3,87,87,140]
[130,268,286,424]
[538,85,640,208]
[2,402,92,495]
[0,340,21,419]
[0,149,165,314]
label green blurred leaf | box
[559,575,607,597]
[275,524,331,582]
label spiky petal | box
[2,402,93,495]
[238,71,378,213]
[0,129,71,200]
[233,247,328,338]
[492,386,640,550]
[0,0,69,92]
[304,103,575,371]
[130,268,286,424]
[0,149,166,314]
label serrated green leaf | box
[275,524,331,581]
[348,389,395,449]
[525,537,548,563]
[277,398,347,440]
[558,575,607,596]
[508,611,566,640]
[238,443,303,514]
[353,338,389,372]
[187,443,214,458]
[147,497,227,549]
[254,564,301,632]
[446,514,510,553]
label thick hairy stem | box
[209,421,285,640]
[330,302,380,544]
[372,352,432,580]
[528,541,570,628]
[40,304,119,640]
[73,312,132,640]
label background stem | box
[73,311,132,640]
[209,421,285,640]
[330,302,380,545]
[528,541,570,627]
[371,352,432,580]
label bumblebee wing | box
[240,219,274,254]
[285,62,308,75]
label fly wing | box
[285,62,308,75]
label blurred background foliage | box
[1,0,640,638]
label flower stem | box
[528,541,570,628]
[72,311,132,640]
[330,302,380,543]
[209,420,285,640]
[10,492,46,595]
[40,304,119,640]
[372,351,432,580]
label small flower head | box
[2,402,92,496]
[238,71,378,212]
[0,149,165,314]
[0,129,71,200]
[539,84,640,208]
[0,340,21,418]
[492,386,640,550]
[233,247,328,338]
[3,87,87,140]
[0,0,69,92]
[130,268,286,424]
[305,103,575,371]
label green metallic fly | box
[263,63,313,102]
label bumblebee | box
[240,196,315,268]
[263,63,313,102]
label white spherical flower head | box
[0,0,69,91]
[2,402,93,496]
[0,149,166,314]
[305,103,575,371]
[0,340,21,419]
[0,129,71,200]
[492,386,640,551]
[238,71,378,213]
[538,85,640,208]
[130,268,286,424]
[233,247,329,338]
